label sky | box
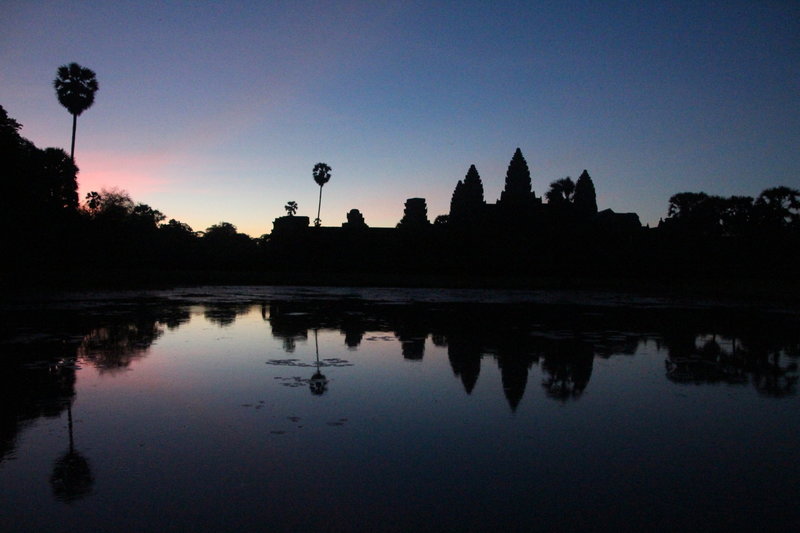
[1,0,798,236]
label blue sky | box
[2,1,798,236]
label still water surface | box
[1,287,798,531]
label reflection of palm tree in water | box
[309,329,328,395]
[541,340,594,402]
[50,401,93,503]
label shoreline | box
[2,268,799,308]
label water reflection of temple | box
[265,301,630,410]
[265,300,800,411]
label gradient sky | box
[2,1,798,236]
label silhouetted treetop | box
[53,63,98,159]
[1,107,79,221]
[668,192,710,219]
[53,63,98,117]
[545,177,575,206]
[131,203,165,230]
[720,196,754,235]
[204,221,239,239]
[85,191,102,211]
[160,218,195,235]
[755,186,800,228]
[0,105,22,138]
[89,188,134,221]
[35,148,79,210]
[662,185,800,241]
[312,162,332,227]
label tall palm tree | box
[53,63,99,160]
[312,162,332,227]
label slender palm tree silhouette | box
[309,328,328,395]
[312,163,332,227]
[53,63,98,160]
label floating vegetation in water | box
[273,376,309,387]
[365,335,395,342]
[265,358,353,368]
[21,358,82,371]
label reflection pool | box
[1,288,799,531]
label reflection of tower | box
[447,337,481,394]
[342,316,365,349]
[309,329,328,395]
[400,337,425,360]
[268,303,309,353]
[50,400,93,503]
[497,354,530,412]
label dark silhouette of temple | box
[266,148,644,278]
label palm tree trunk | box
[67,403,74,453]
[316,185,323,225]
[70,114,77,160]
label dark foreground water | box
[1,287,798,531]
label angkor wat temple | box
[268,148,643,277]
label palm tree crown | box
[313,163,331,187]
[54,63,98,116]
[312,162,332,226]
[53,63,98,159]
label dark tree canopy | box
[36,147,79,210]
[755,186,800,228]
[545,177,575,206]
[204,221,239,239]
[0,106,79,218]
[719,196,754,235]
[160,218,195,236]
[0,105,22,138]
[663,186,800,237]
[131,203,166,230]
[667,192,714,220]
[91,188,135,221]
